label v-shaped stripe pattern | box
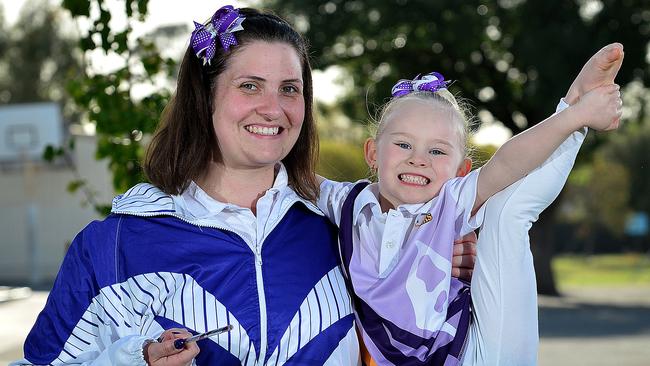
[52,268,352,365]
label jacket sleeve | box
[11,220,152,366]
[483,98,587,223]
[317,179,359,226]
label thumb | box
[598,43,624,83]
[147,340,184,362]
[603,43,623,63]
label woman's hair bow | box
[190,5,246,65]
[391,72,448,98]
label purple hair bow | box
[191,5,245,65]
[391,72,448,98]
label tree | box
[564,155,631,250]
[0,0,81,105]
[600,116,650,215]
[60,0,177,213]
[261,0,650,294]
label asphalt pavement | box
[2,287,649,365]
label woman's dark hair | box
[144,8,319,201]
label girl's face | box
[212,41,305,171]
[365,99,470,211]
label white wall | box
[0,134,114,287]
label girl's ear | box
[456,158,472,177]
[364,138,378,170]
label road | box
[2,287,649,365]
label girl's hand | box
[452,231,477,281]
[576,84,623,131]
[144,328,200,366]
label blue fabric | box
[283,314,356,365]
[23,204,352,365]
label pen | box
[174,325,233,349]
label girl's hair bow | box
[391,72,448,98]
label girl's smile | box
[365,99,470,211]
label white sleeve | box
[10,335,151,366]
[440,169,486,236]
[479,98,587,225]
[317,179,364,227]
[521,98,587,210]
[93,335,152,365]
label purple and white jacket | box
[14,165,360,365]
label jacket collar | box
[111,163,323,223]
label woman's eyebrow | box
[235,75,303,84]
[235,75,266,81]
[283,78,303,84]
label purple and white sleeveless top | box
[330,170,483,365]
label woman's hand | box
[452,231,477,281]
[144,328,200,366]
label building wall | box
[0,135,114,287]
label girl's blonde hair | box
[369,88,476,159]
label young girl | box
[317,66,622,364]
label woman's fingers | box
[147,328,199,366]
[452,239,477,282]
[451,267,473,281]
[158,328,188,342]
[453,240,477,257]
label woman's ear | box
[456,158,472,177]
[364,138,377,170]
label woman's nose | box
[257,92,282,121]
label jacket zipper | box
[113,210,266,362]
[252,199,299,365]
[114,201,304,365]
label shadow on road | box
[539,297,650,338]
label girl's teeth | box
[246,126,280,136]
[399,174,429,185]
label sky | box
[1,0,248,28]
[1,0,510,145]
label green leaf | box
[62,0,90,17]
[42,145,56,162]
[67,179,86,193]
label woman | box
[16,6,357,366]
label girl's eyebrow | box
[389,131,454,147]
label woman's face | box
[212,41,305,171]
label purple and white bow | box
[191,5,245,65]
[391,72,448,98]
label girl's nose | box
[408,157,427,167]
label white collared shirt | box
[318,169,484,278]
[172,163,322,254]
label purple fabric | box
[350,184,463,336]
[191,5,245,64]
[337,182,471,365]
[391,72,448,98]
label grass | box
[553,252,650,288]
